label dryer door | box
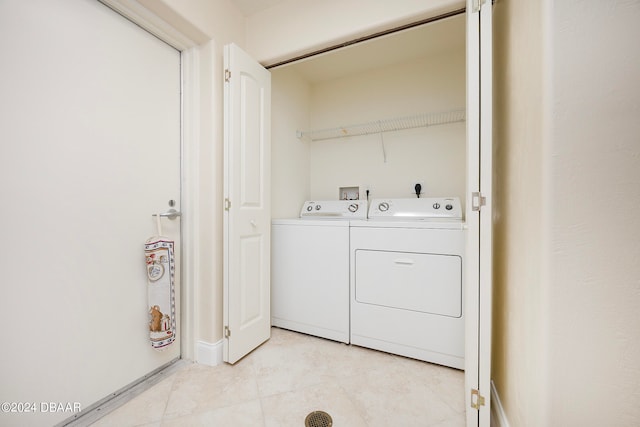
[355,250,462,318]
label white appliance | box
[350,197,465,369]
[271,200,367,343]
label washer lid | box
[368,197,462,220]
[299,200,368,219]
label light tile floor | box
[90,327,465,426]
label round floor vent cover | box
[304,410,333,427]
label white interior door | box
[0,0,181,425]
[465,0,493,426]
[223,43,272,364]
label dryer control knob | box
[378,202,389,212]
[433,202,441,210]
[348,203,359,212]
[315,204,321,210]
[445,204,453,210]
[306,205,313,212]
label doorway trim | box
[98,0,202,51]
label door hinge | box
[224,326,231,338]
[224,198,231,211]
[224,69,231,82]
[472,0,487,13]
[471,192,486,211]
[471,388,486,410]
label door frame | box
[99,0,203,361]
[465,0,493,425]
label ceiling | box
[229,0,285,16]
[275,14,465,83]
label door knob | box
[152,209,181,220]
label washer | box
[350,197,465,369]
[271,200,367,343]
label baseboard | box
[60,359,187,426]
[196,339,224,366]
[490,380,511,427]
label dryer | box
[271,200,367,343]
[350,197,465,369]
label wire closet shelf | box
[296,109,465,142]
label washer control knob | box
[348,203,359,212]
[433,202,441,210]
[378,202,390,212]
[315,204,321,210]
[445,204,453,210]
[306,205,313,212]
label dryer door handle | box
[394,258,415,265]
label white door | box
[0,0,181,425]
[465,0,493,426]
[223,43,272,364]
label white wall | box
[547,1,640,425]
[493,0,640,425]
[308,50,466,203]
[271,67,312,219]
[492,0,548,425]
